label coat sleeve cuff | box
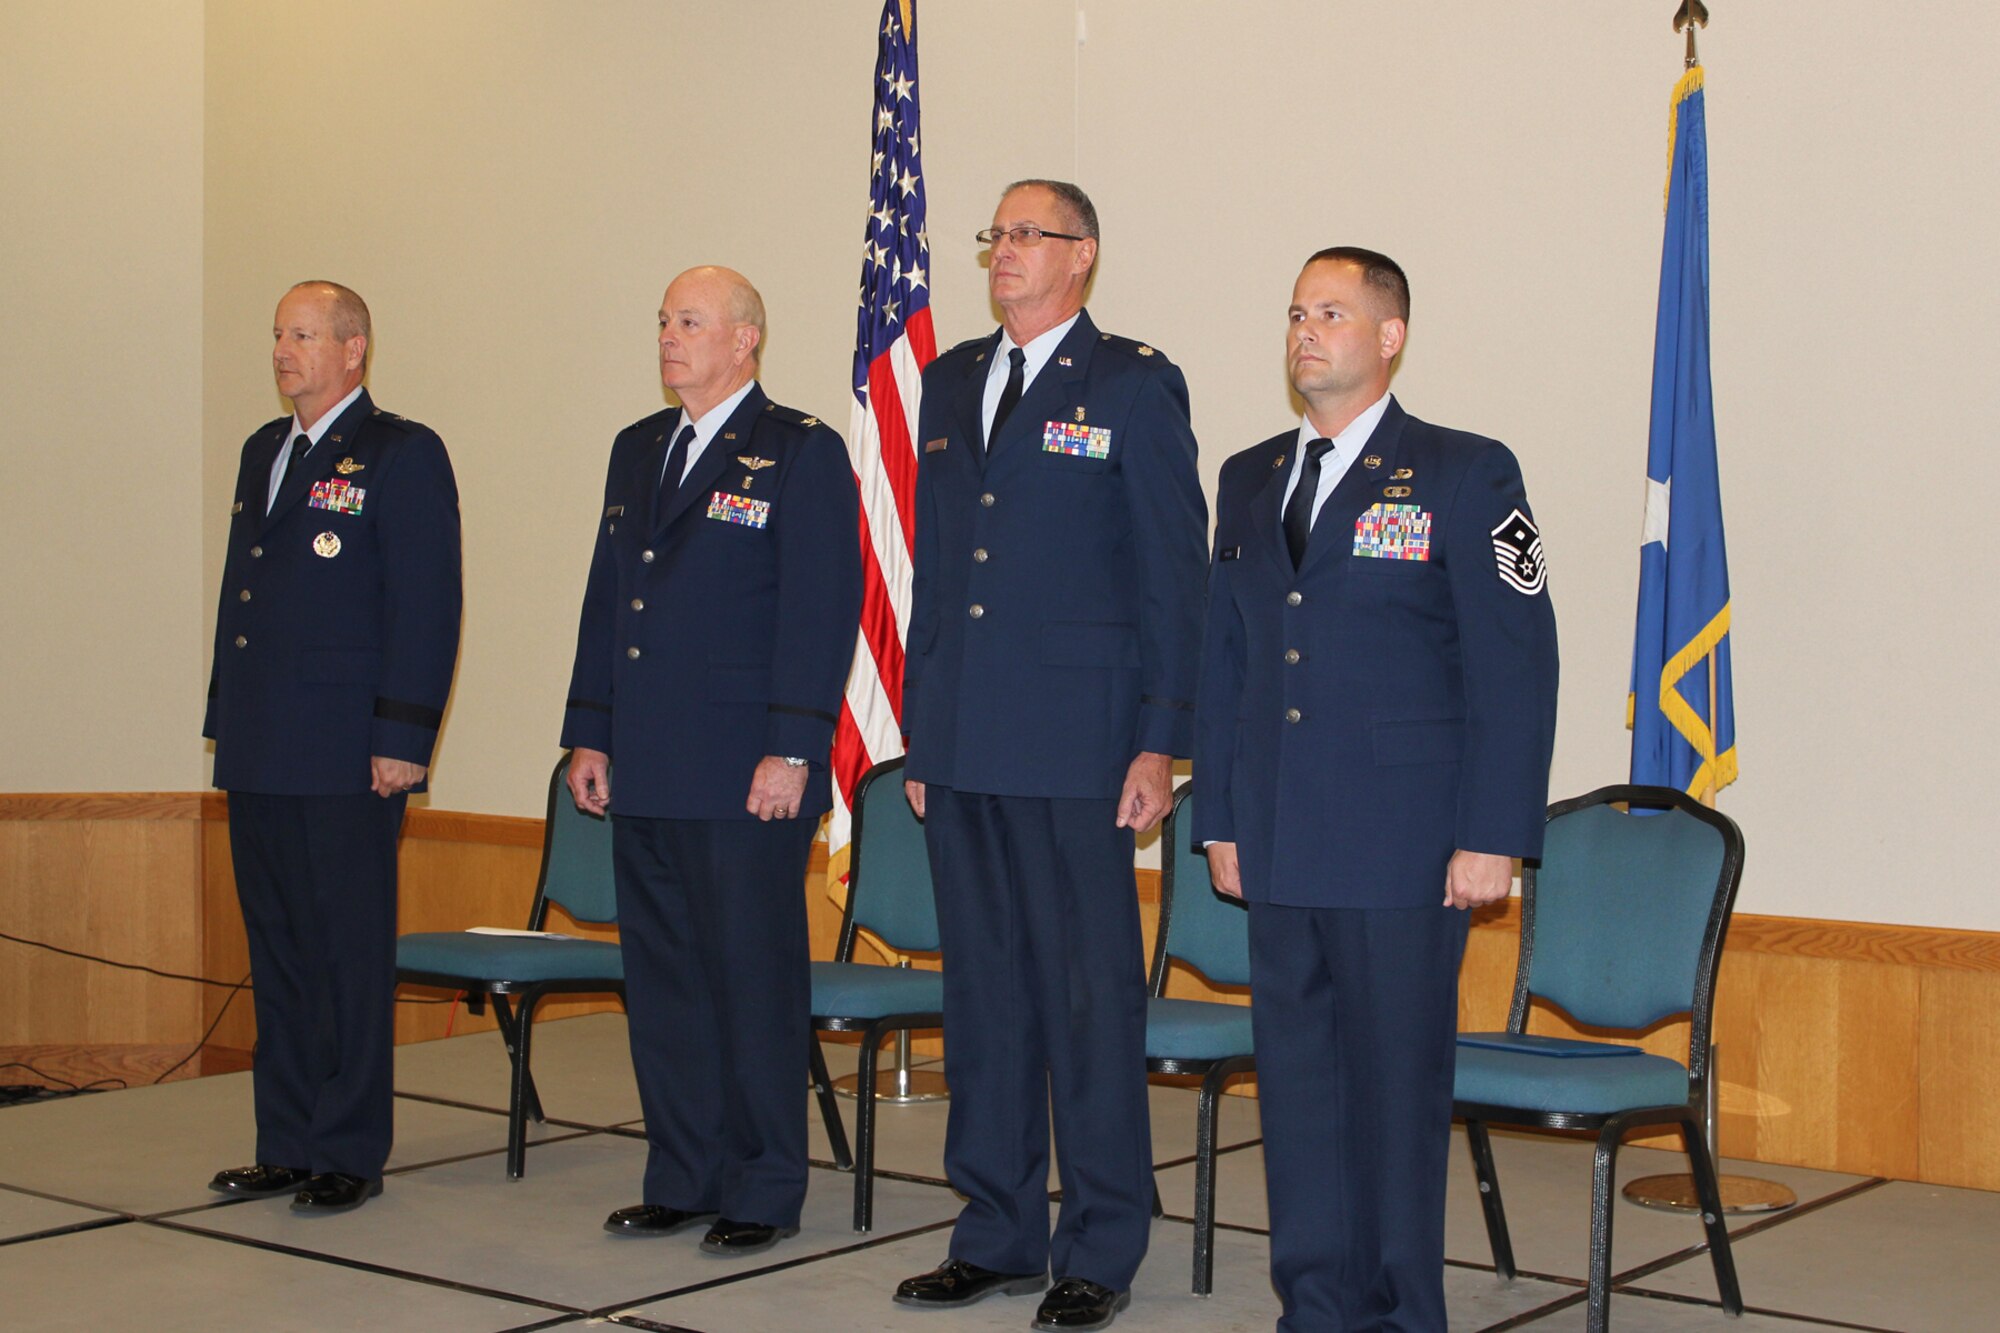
[560,698,612,755]
[765,703,837,762]
[1134,697,1195,758]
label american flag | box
[829,0,935,890]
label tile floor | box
[1,1013,1991,1331]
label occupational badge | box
[335,456,365,475]
[1352,503,1433,561]
[1391,467,1414,480]
[1074,406,1086,423]
[312,531,342,558]
[706,491,771,529]
[1042,420,1112,460]
[1384,486,1413,498]
[737,456,776,470]
[1490,508,1547,595]
[309,479,365,515]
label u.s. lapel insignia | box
[1384,485,1413,498]
[329,434,343,444]
[335,456,364,475]
[230,500,243,515]
[1392,467,1414,480]
[1363,454,1382,470]
[722,431,737,441]
[1057,355,1073,367]
[312,531,342,558]
[1272,454,1286,469]
[1074,406,1086,423]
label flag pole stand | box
[1626,644,1793,1215]
[834,959,950,1103]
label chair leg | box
[505,992,544,1181]
[853,1023,891,1233]
[490,995,546,1125]
[1190,1065,1230,1297]
[1680,1116,1745,1315]
[1464,1120,1517,1281]
[809,1033,853,1171]
[1587,1124,1623,1333]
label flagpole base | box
[1622,1172,1796,1214]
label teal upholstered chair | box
[1454,784,1746,1332]
[396,755,623,1179]
[1144,781,1255,1296]
[810,756,944,1232]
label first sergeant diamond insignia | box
[1490,508,1547,595]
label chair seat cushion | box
[1146,997,1255,1062]
[395,932,624,985]
[810,960,944,1019]
[1454,1038,1690,1114]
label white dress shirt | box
[1280,390,1394,527]
[981,312,1081,440]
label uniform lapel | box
[642,409,686,532]
[1252,437,1296,574]
[260,389,373,535]
[1298,398,1409,577]
[956,332,999,470]
[659,384,770,533]
[986,311,1096,467]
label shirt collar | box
[1297,390,1393,462]
[291,384,365,448]
[993,311,1081,389]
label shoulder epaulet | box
[368,407,422,434]
[947,335,988,354]
[1095,331,1171,364]
[260,416,290,437]
[760,401,827,432]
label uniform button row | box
[1285,708,1302,724]
[968,604,985,619]
[979,492,996,508]
[250,546,264,559]
[1284,648,1300,664]
[1286,591,1303,606]
[234,635,248,648]
[642,549,656,563]
[972,548,989,563]
[626,646,641,659]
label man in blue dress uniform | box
[205,281,462,1214]
[892,181,1209,1332]
[1194,249,1559,1329]
[562,267,861,1256]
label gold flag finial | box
[1674,1,1709,69]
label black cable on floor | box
[151,973,251,1084]
[0,928,452,1004]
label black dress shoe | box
[1032,1277,1131,1331]
[603,1204,718,1236]
[209,1164,312,1198]
[699,1217,799,1256]
[892,1258,1049,1308]
[289,1173,382,1214]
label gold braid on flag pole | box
[1657,602,1737,798]
[899,0,914,36]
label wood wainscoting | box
[3,792,1996,1191]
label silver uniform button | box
[1286,591,1303,606]
[968,604,985,619]
[1285,708,1302,723]
[234,635,248,648]
[1284,648,1300,664]
[626,646,641,659]
[239,589,252,603]
[642,549,656,563]
[249,545,264,558]
[630,598,644,611]
[979,492,996,508]
[973,548,989,563]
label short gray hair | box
[1003,178,1099,242]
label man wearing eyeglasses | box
[894,180,1207,1331]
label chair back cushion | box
[541,757,618,924]
[848,762,940,954]
[1159,788,1252,989]
[1526,801,1725,1031]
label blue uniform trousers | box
[226,789,405,1179]
[611,814,815,1228]
[925,787,1153,1290]
[1248,901,1470,1332]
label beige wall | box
[11,2,1999,931]
[1,2,207,791]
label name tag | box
[309,479,366,516]
[605,504,624,518]
[1042,421,1112,460]
[1218,546,1241,561]
[1353,503,1432,561]
[924,437,949,453]
[706,492,771,529]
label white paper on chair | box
[463,926,582,940]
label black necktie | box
[272,433,311,513]
[986,347,1026,454]
[1283,437,1336,570]
[656,422,696,513]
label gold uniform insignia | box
[1392,467,1414,480]
[1363,454,1382,469]
[335,457,364,475]
[1136,345,1156,357]
[738,457,776,470]
[1384,486,1413,498]
[800,416,820,428]
[312,531,342,558]
[1272,455,1286,469]
[1074,407,1086,423]
[230,501,243,515]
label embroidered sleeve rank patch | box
[309,479,365,515]
[1353,503,1433,561]
[1042,421,1112,459]
[1490,508,1547,595]
[706,491,772,529]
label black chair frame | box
[810,758,944,1232]
[1456,784,1746,1331]
[1146,781,1256,1297]
[396,760,624,1180]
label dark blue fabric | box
[1191,399,1560,907]
[1145,997,1254,1062]
[926,787,1153,1292]
[810,960,943,1019]
[1454,1044,1690,1114]
[395,932,622,984]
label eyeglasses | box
[975,225,1087,247]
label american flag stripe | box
[829,0,933,891]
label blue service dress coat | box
[560,385,863,817]
[1193,397,1559,904]
[204,389,463,791]
[902,310,1209,795]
